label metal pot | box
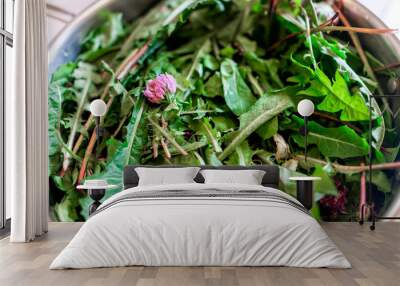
[48,0,400,216]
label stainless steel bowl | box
[48,0,159,75]
[48,0,400,216]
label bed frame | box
[123,165,280,189]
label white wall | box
[359,0,400,37]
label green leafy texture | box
[48,83,65,157]
[314,35,385,148]
[51,62,77,82]
[219,93,293,160]
[311,165,337,196]
[186,38,211,80]
[315,70,369,121]
[244,52,283,88]
[49,0,395,222]
[370,171,391,193]
[310,202,321,221]
[278,166,306,197]
[170,152,204,165]
[55,191,81,222]
[80,11,125,61]
[102,61,134,117]
[292,120,369,159]
[80,99,147,219]
[226,141,255,166]
[203,72,223,98]
[106,137,122,163]
[220,59,256,116]
[347,171,391,193]
[190,118,222,153]
[205,147,223,166]
[212,116,236,132]
[256,117,278,140]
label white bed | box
[50,182,351,269]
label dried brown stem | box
[78,131,97,183]
[160,138,171,159]
[68,40,151,178]
[267,13,338,52]
[294,155,400,174]
[333,4,383,95]
[152,137,159,159]
[314,26,397,34]
[267,14,395,53]
[148,116,188,156]
[160,117,171,158]
[373,62,400,73]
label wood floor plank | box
[0,222,399,286]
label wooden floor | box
[0,222,399,286]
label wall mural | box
[48,0,400,221]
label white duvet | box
[50,183,351,269]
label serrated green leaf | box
[292,120,369,159]
[315,70,369,121]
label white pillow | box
[135,167,200,186]
[200,169,266,185]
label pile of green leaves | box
[49,0,399,221]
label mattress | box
[50,183,351,269]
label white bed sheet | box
[50,183,351,269]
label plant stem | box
[314,26,397,34]
[294,154,400,174]
[247,72,264,97]
[148,116,188,156]
[160,117,171,159]
[162,0,197,26]
[152,136,159,159]
[267,0,280,44]
[160,137,171,159]
[267,14,394,53]
[56,130,82,162]
[231,1,251,43]
[143,139,208,161]
[374,62,400,72]
[186,38,210,81]
[68,40,151,174]
[199,120,222,153]
[333,4,384,96]
[78,131,97,183]
[180,110,222,115]
[62,77,91,172]
[302,8,317,70]
[117,40,151,80]
[193,151,206,165]
[112,115,128,137]
[212,38,220,60]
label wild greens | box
[49,0,398,221]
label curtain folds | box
[7,0,48,242]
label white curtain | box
[7,0,48,242]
